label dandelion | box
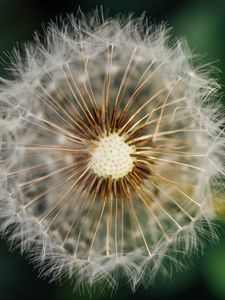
[0,12,224,292]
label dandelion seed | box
[0,11,224,292]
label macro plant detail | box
[0,13,224,291]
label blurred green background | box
[0,0,225,299]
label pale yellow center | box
[91,133,135,179]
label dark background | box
[1,0,225,299]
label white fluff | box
[0,11,224,293]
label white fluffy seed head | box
[0,10,224,294]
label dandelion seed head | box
[0,10,224,293]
